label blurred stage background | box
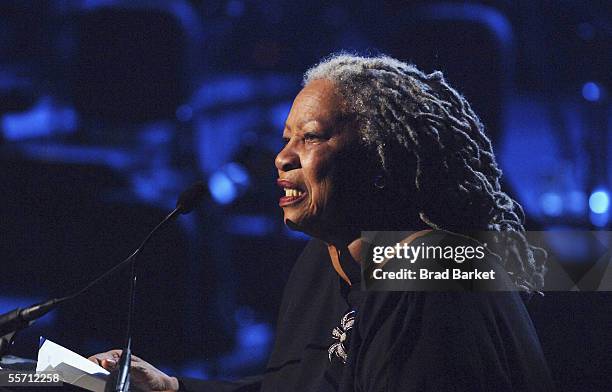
[0,0,610,390]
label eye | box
[304,132,321,141]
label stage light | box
[582,82,601,102]
[208,162,250,205]
[540,192,563,216]
[224,162,250,187]
[209,172,236,205]
[590,211,609,228]
[589,190,610,214]
[2,97,77,141]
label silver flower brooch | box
[328,310,356,364]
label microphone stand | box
[110,273,136,392]
[106,207,181,392]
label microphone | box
[0,299,60,338]
[176,182,206,214]
[0,182,206,359]
[0,297,62,356]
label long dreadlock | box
[304,53,547,291]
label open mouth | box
[282,188,305,197]
[277,179,307,207]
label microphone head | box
[176,182,206,214]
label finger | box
[102,355,145,372]
[88,350,123,367]
[101,358,118,370]
[106,349,123,360]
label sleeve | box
[349,291,552,392]
[178,375,262,392]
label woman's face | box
[275,79,362,238]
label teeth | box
[284,188,303,197]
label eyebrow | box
[285,119,323,132]
[300,119,322,129]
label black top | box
[180,231,554,391]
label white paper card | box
[36,337,109,392]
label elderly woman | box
[91,54,553,391]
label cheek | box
[309,157,373,221]
[308,177,332,213]
[298,141,363,222]
[304,164,342,218]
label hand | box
[88,349,180,392]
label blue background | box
[0,1,610,390]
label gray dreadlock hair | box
[304,53,546,291]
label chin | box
[283,214,307,232]
[283,213,318,237]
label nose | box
[275,141,300,172]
